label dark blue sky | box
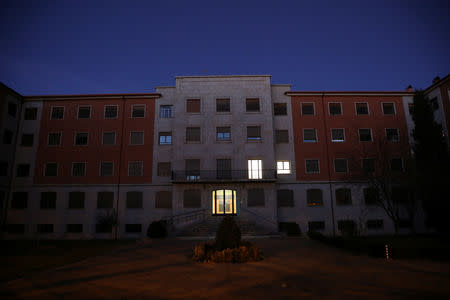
[1,0,449,95]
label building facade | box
[1,74,448,239]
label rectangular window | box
[126,191,143,208]
[216,159,232,179]
[303,129,317,142]
[216,99,230,112]
[51,107,64,120]
[97,191,114,208]
[248,188,265,207]
[301,103,315,115]
[186,99,201,113]
[358,128,372,142]
[102,132,116,145]
[128,161,143,176]
[362,158,376,173]
[408,103,414,115]
[157,162,171,177]
[308,221,325,231]
[367,219,383,230]
[130,131,144,145]
[183,189,201,208]
[67,224,83,233]
[247,126,261,141]
[246,98,260,112]
[186,127,201,142]
[7,224,25,234]
[0,161,7,176]
[8,102,17,117]
[125,224,142,233]
[277,160,291,174]
[48,133,61,146]
[131,105,145,118]
[185,159,200,180]
[45,163,58,176]
[155,191,172,209]
[336,188,352,205]
[16,164,30,177]
[364,188,379,205]
[72,162,86,177]
[390,158,404,172]
[3,129,13,144]
[334,158,348,173]
[307,189,323,206]
[274,103,287,115]
[355,102,369,115]
[248,159,262,179]
[159,132,172,145]
[100,162,114,176]
[24,108,38,120]
[77,106,91,119]
[40,192,56,209]
[69,192,85,209]
[11,192,27,209]
[275,130,289,143]
[337,220,356,233]
[37,224,54,234]
[104,105,118,119]
[386,128,399,142]
[331,128,345,142]
[305,159,319,174]
[75,132,88,145]
[216,127,231,141]
[96,224,112,233]
[160,105,173,118]
[21,134,34,147]
[277,189,294,207]
[329,103,342,115]
[382,103,395,115]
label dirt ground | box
[1,237,450,299]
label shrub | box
[214,216,241,251]
[193,242,263,263]
[147,220,168,238]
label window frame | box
[102,131,116,146]
[159,105,173,118]
[74,132,89,146]
[305,159,320,174]
[77,105,92,119]
[128,161,144,177]
[71,162,87,177]
[328,102,343,116]
[44,162,58,177]
[331,128,345,142]
[247,125,262,141]
[248,159,263,179]
[301,102,315,116]
[276,160,291,175]
[48,132,62,146]
[382,102,396,115]
[20,133,34,147]
[131,104,146,118]
[24,107,38,120]
[358,128,373,142]
[159,132,172,145]
[99,161,114,177]
[216,98,231,113]
[186,127,201,143]
[50,106,65,120]
[129,131,144,145]
[306,189,324,207]
[355,102,369,115]
[216,126,231,142]
[333,158,348,173]
[385,128,400,142]
[186,98,201,113]
[362,158,376,174]
[157,162,171,177]
[273,103,287,116]
[390,158,404,172]
[303,128,317,143]
[104,105,119,119]
[245,98,260,113]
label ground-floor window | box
[212,189,236,215]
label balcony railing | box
[171,169,277,182]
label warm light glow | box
[248,159,262,179]
[212,189,236,214]
[277,161,291,174]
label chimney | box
[406,85,413,92]
[433,76,441,84]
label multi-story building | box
[2,74,446,239]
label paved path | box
[2,237,450,299]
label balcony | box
[171,169,277,183]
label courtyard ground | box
[1,237,450,299]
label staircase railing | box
[162,209,208,228]
[239,207,278,228]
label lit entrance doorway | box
[212,189,237,215]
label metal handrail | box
[239,207,277,226]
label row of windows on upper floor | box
[299,102,400,116]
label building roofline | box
[271,84,291,87]
[175,74,272,79]
[23,93,162,101]
[0,82,24,99]
[285,91,414,96]
[424,74,450,93]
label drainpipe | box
[115,96,126,240]
[321,93,336,237]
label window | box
[100,162,114,176]
[104,105,118,119]
[248,188,265,207]
[430,97,439,110]
[362,158,376,173]
[45,163,58,176]
[0,161,7,176]
[77,106,91,119]
[69,192,85,209]
[159,132,172,145]
[72,162,86,176]
[96,224,112,233]
[334,159,348,173]
[216,159,232,179]
[67,224,83,233]
[275,130,289,143]
[131,105,145,118]
[308,221,325,231]
[97,191,114,208]
[277,161,291,174]
[248,159,262,179]
[75,133,88,145]
[274,103,287,115]
[307,189,323,206]
[382,103,395,115]
[185,159,200,180]
[183,189,201,208]
[157,162,171,177]
[48,133,61,146]
[337,220,356,234]
[37,224,54,234]
[216,99,230,112]
[366,219,383,230]
[8,102,17,117]
[126,191,143,208]
[130,131,144,145]
[303,129,317,142]
[390,158,404,172]
[40,192,56,209]
[3,129,13,144]
[408,103,414,115]
[21,134,34,147]
[186,99,201,113]
[247,126,261,141]
[11,192,27,209]
[331,129,345,142]
[329,103,342,115]
[355,102,369,115]
[212,189,236,214]
[16,164,30,177]
[128,161,143,176]
[305,159,319,174]
[160,105,173,118]
[358,128,372,142]
[102,132,116,145]
[7,224,25,234]
[51,107,64,120]
[24,108,38,120]
[155,191,172,209]
[335,188,352,205]
[186,127,201,142]
[364,188,379,205]
[246,98,260,112]
[277,189,294,207]
[125,224,142,233]
[301,103,315,115]
[216,127,231,141]
[386,128,399,142]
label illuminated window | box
[331,129,345,142]
[248,159,262,179]
[216,127,231,141]
[277,161,291,174]
[212,189,236,214]
[307,189,323,206]
[160,105,173,118]
[159,132,172,145]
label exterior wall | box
[425,78,450,146]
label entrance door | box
[212,189,236,215]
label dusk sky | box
[1,0,449,95]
